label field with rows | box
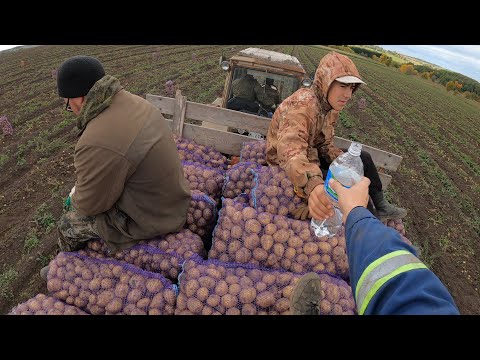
[0,45,478,314]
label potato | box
[262,273,276,286]
[287,236,302,249]
[235,248,252,263]
[256,291,275,308]
[146,278,163,294]
[260,234,274,251]
[241,303,257,315]
[245,219,262,234]
[253,248,268,262]
[282,285,294,299]
[221,294,237,308]
[332,304,343,315]
[320,299,332,314]
[321,254,332,264]
[47,278,62,292]
[195,287,209,302]
[198,276,216,290]
[185,279,200,297]
[303,243,319,256]
[137,297,151,310]
[325,262,336,274]
[242,207,257,221]
[206,294,221,307]
[325,285,341,303]
[164,289,177,306]
[290,263,304,273]
[244,234,260,250]
[193,305,211,315]
[228,240,242,254]
[205,267,222,280]
[105,299,123,314]
[98,290,115,308]
[150,293,165,309]
[275,298,290,312]
[273,229,289,244]
[332,246,346,260]
[187,298,203,313]
[227,283,240,296]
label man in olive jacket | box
[48,55,190,260]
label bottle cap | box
[348,142,362,156]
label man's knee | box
[57,211,98,239]
[360,150,373,162]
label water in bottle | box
[311,142,364,237]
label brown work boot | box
[371,191,407,221]
[290,273,323,315]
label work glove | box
[63,186,76,211]
[290,202,311,221]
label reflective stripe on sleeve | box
[355,250,427,315]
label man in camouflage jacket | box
[266,51,407,222]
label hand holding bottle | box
[328,177,371,223]
[308,185,334,220]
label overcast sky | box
[2,45,480,82]
[380,45,480,82]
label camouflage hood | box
[312,51,363,110]
[77,75,123,133]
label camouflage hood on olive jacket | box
[266,51,363,199]
[77,75,123,134]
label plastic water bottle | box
[311,142,364,237]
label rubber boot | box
[371,191,407,221]
[40,266,50,281]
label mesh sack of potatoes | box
[86,228,207,263]
[382,219,412,245]
[174,135,227,170]
[186,190,218,249]
[78,246,183,282]
[9,294,88,315]
[240,140,267,166]
[46,252,177,315]
[249,165,304,216]
[208,198,349,279]
[222,162,262,199]
[175,254,355,315]
[182,161,225,203]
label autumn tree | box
[380,54,392,66]
[400,64,416,75]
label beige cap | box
[335,75,366,85]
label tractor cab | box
[212,48,312,138]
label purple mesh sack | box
[174,135,227,170]
[187,190,218,246]
[46,252,177,315]
[175,254,355,315]
[249,166,304,216]
[208,198,349,279]
[222,162,262,199]
[240,140,267,165]
[182,161,225,203]
[383,219,406,236]
[9,294,88,315]
[86,228,207,262]
[78,246,183,282]
[382,219,411,245]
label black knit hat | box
[57,55,105,98]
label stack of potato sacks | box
[178,140,356,315]
[10,138,410,315]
